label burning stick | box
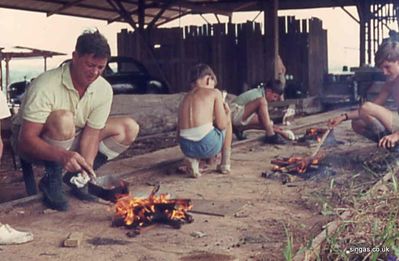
[297,128,328,143]
[272,156,320,174]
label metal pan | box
[88,176,129,202]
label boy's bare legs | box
[358,102,393,131]
[239,97,274,136]
[218,109,232,174]
[352,102,393,141]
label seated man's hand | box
[327,115,345,128]
[378,132,399,149]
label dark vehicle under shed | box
[8,56,169,105]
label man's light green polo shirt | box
[232,87,265,106]
[17,62,113,130]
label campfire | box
[271,155,321,174]
[297,128,328,143]
[113,185,193,236]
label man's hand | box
[60,151,96,177]
[378,132,399,149]
[327,115,346,128]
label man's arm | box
[0,120,3,161]
[371,82,391,105]
[328,83,391,128]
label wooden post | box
[44,56,47,71]
[138,0,145,33]
[5,57,10,99]
[263,0,279,82]
[357,2,367,66]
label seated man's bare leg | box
[98,116,139,161]
[232,98,273,140]
[358,102,393,132]
[240,97,274,136]
[237,100,286,144]
[352,102,393,142]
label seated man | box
[177,64,232,178]
[328,40,399,150]
[230,80,288,144]
[13,30,139,211]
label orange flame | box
[305,128,327,143]
[114,194,192,227]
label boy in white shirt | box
[0,91,33,245]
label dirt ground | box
[0,109,393,260]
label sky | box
[0,5,396,84]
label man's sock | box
[217,149,231,174]
[185,157,200,178]
[99,137,130,160]
[221,148,231,167]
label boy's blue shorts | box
[179,128,225,159]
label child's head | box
[375,41,399,80]
[375,40,399,67]
[265,79,284,102]
[189,64,217,88]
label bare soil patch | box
[0,113,395,260]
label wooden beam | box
[146,4,169,31]
[106,0,138,30]
[200,14,211,25]
[340,6,359,23]
[46,0,85,17]
[357,2,367,66]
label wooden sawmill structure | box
[0,0,397,95]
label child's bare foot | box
[185,157,201,178]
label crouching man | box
[177,64,232,178]
[13,30,139,211]
[231,80,288,143]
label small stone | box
[63,232,83,247]
[190,231,206,238]
[43,209,58,214]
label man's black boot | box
[264,133,287,145]
[93,152,108,170]
[233,127,247,140]
[39,161,68,211]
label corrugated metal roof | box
[0,0,391,28]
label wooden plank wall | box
[279,16,328,97]
[117,16,327,96]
